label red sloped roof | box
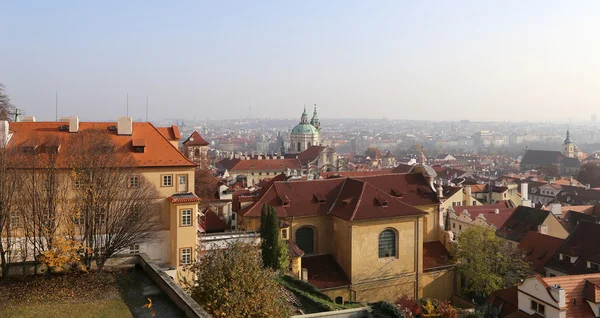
[229,158,302,171]
[182,131,209,146]
[240,173,429,221]
[203,208,229,233]
[423,241,453,270]
[8,122,195,168]
[518,232,564,274]
[156,125,181,141]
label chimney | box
[550,203,562,216]
[22,116,36,122]
[586,184,591,190]
[495,209,499,214]
[68,116,79,133]
[0,121,11,148]
[538,224,548,235]
[465,185,472,206]
[521,183,529,201]
[549,285,566,308]
[117,117,133,135]
[437,184,443,199]
[301,268,308,282]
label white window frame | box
[129,244,140,254]
[180,247,192,265]
[181,209,192,226]
[162,175,173,187]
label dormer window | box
[314,193,327,204]
[374,197,388,207]
[280,194,290,207]
[132,139,146,153]
[588,262,600,272]
[559,253,574,263]
[391,189,403,197]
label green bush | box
[369,301,405,318]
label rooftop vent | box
[59,125,68,131]
[108,125,117,131]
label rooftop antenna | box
[145,96,148,122]
[126,93,129,117]
[9,108,23,122]
[249,100,252,119]
[55,92,58,121]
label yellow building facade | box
[3,118,199,276]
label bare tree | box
[0,84,14,121]
[0,137,23,279]
[19,135,72,273]
[68,130,162,271]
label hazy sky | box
[1,1,600,122]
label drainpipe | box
[415,216,420,300]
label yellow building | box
[237,169,455,303]
[4,117,198,276]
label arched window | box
[335,297,343,304]
[378,229,396,258]
[297,142,301,152]
[295,227,314,254]
[194,149,200,157]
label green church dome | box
[291,123,319,135]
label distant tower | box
[593,114,598,123]
[563,128,575,158]
[310,104,321,133]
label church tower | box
[310,104,321,133]
[563,128,575,158]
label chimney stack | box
[68,116,79,133]
[495,209,499,214]
[117,117,133,135]
[549,285,566,308]
[22,116,36,122]
[0,121,11,148]
[538,224,548,234]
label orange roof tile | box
[156,125,181,141]
[182,131,209,146]
[8,121,195,168]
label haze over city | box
[2,1,600,122]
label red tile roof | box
[518,232,564,274]
[218,158,302,172]
[423,241,453,271]
[8,122,195,168]
[542,274,600,317]
[182,131,209,146]
[392,163,413,173]
[287,241,304,258]
[302,254,350,290]
[546,221,600,275]
[203,208,229,233]
[352,174,440,206]
[320,170,393,178]
[156,125,181,141]
[240,173,431,221]
[168,192,200,203]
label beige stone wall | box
[353,277,416,302]
[290,215,332,255]
[416,204,439,242]
[322,287,351,304]
[290,257,301,279]
[349,217,421,284]
[544,214,569,239]
[332,216,352,279]
[422,269,455,301]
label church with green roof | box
[290,105,321,153]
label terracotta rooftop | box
[320,170,393,178]
[168,192,200,203]
[542,274,600,317]
[156,125,181,141]
[497,206,559,242]
[218,158,302,172]
[202,208,229,233]
[240,173,432,221]
[423,241,453,271]
[302,254,350,290]
[182,131,209,146]
[546,221,600,275]
[518,232,564,274]
[8,121,194,168]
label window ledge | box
[378,257,397,264]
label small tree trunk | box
[0,250,8,281]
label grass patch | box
[0,271,135,318]
[279,275,363,314]
[1,298,132,318]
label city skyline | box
[2,1,600,121]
